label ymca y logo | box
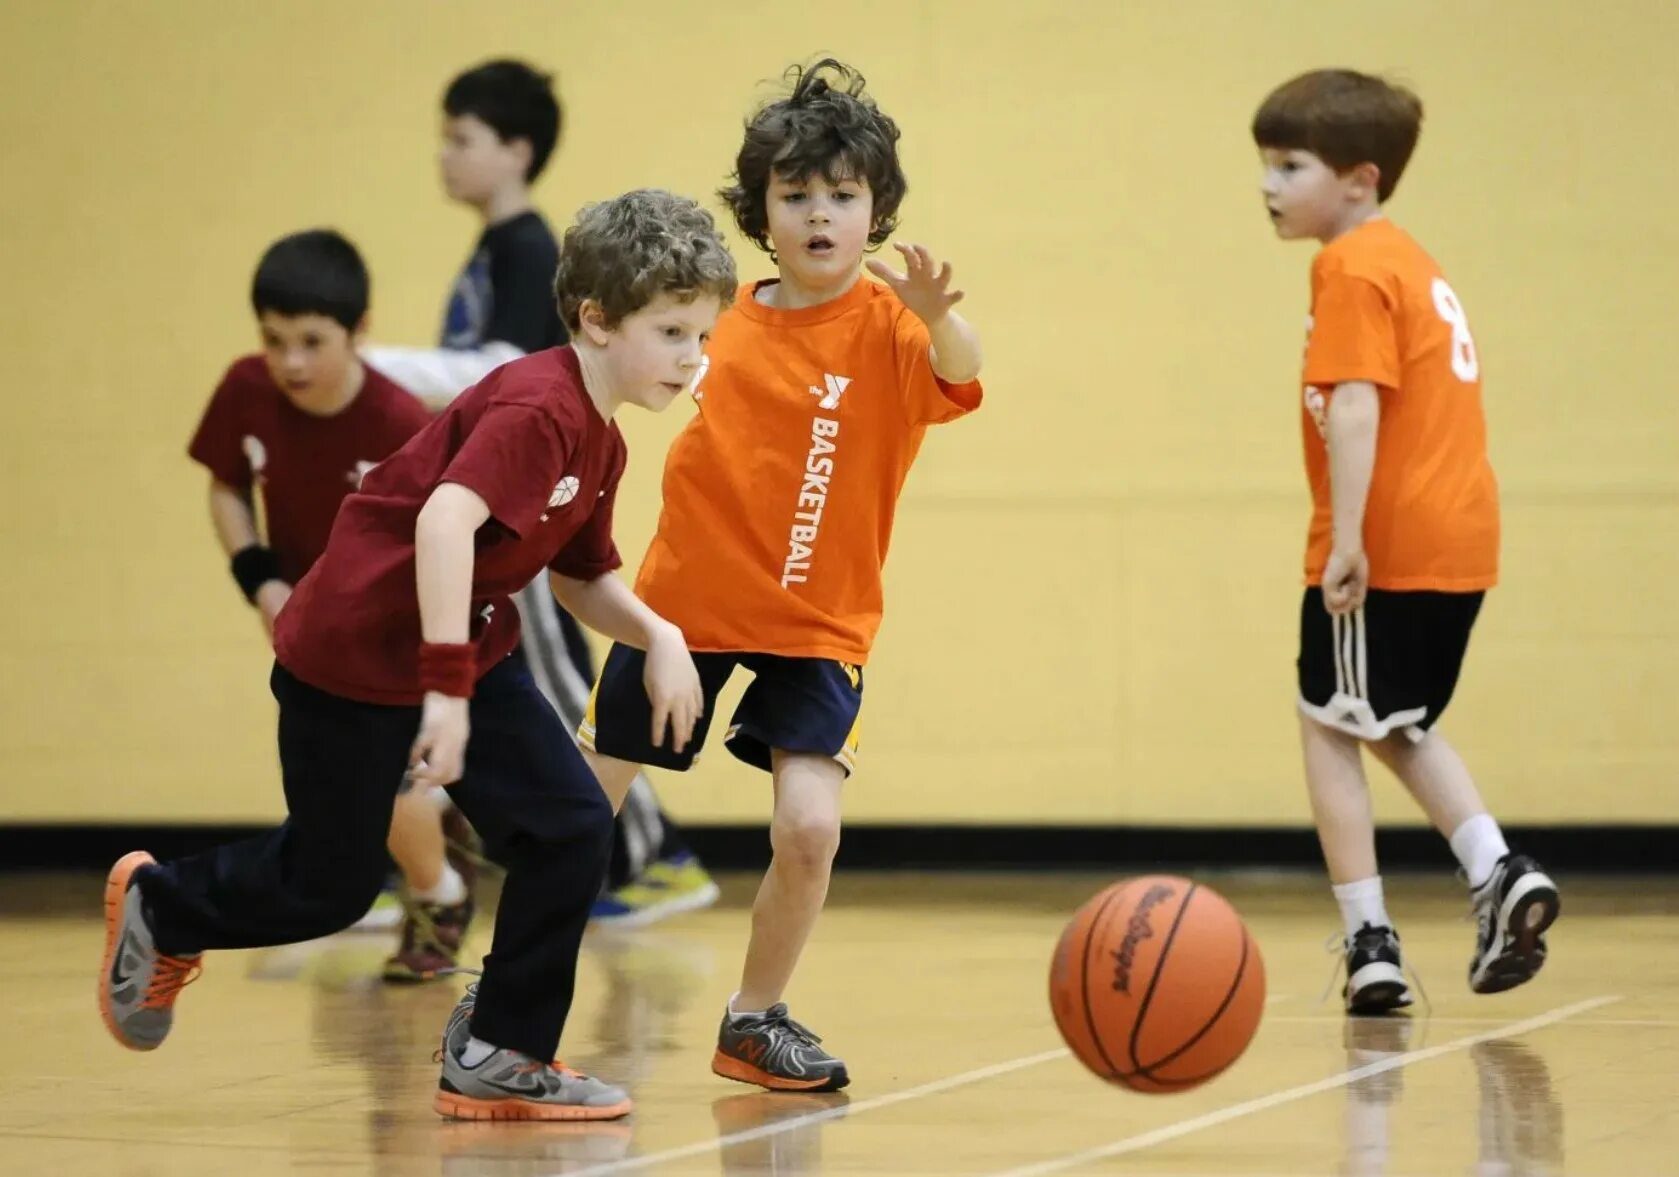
[808,373,851,410]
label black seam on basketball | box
[1077,884,1131,1079]
[1112,1061,1237,1088]
[1132,920,1253,1075]
[1112,935,1257,1087]
[1125,882,1197,1074]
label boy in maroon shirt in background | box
[190,229,430,634]
[100,189,737,1122]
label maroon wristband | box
[418,642,476,698]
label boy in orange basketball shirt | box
[1253,70,1559,1014]
[581,59,983,1090]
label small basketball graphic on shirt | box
[241,434,268,476]
[548,476,580,508]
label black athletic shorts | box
[1297,586,1484,742]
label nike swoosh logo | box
[110,932,138,989]
[490,1072,548,1095]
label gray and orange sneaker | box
[98,851,202,1051]
[383,894,474,982]
[433,982,633,1122]
[712,1003,849,1092]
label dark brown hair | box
[720,58,906,255]
[1252,70,1423,203]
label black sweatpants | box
[138,651,613,1062]
[513,577,692,888]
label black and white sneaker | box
[1469,854,1560,994]
[1344,923,1413,1015]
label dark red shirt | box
[274,347,626,704]
[188,356,431,583]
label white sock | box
[727,992,766,1022]
[413,863,467,906]
[1332,877,1392,940]
[459,1034,497,1066]
[1449,814,1510,890]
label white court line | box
[983,995,1620,1177]
[1269,1013,1665,1027]
[567,1047,1069,1176]
[567,995,1293,1176]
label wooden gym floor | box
[4,869,1675,1175]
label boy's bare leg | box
[1368,729,1489,848]
[1300,713,1378,885]
[1301,712,1410,1014]
[1369,727,1556,993]
[388,787,446,892]
[582,749,640,814]
[735,751,844,1011]
[710,749,850,1091]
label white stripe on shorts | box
[1331,607,1368,700]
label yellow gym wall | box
[1,2,1673,827]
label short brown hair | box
[1251,70,1424,203]
[553,189,738,332]
[720,58,906,256]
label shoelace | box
[398,893,469,956]
[759,1010,824,1047]
[141,953,203,1010]
[431,970,483,1063]
[444,831,500,878]
[1318,929,1432,1012]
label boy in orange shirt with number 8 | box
[1253,69,1560,1015]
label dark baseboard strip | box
[0,823,1668,873]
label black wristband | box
[230,544,284,604]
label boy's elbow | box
[417,483,487,540]
[1328,384,1379,428]
[931,346,982,385]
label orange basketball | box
[1049,875,1265,1093]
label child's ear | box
[576,299,613,346]
[349,314,370,347]
[1348,161,1382,200]
[509,136,534,178]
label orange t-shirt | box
[635,277,983,663]
[1300,218,1499,591]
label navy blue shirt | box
[441,210,568,353]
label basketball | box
[1049,875,1265,1093]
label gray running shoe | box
[98,851,202,1051]
[712,1003,849,1092]
[433,986,632,1122]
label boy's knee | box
[770,812,841,874]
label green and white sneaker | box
[590,852,721,929]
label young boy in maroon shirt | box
[99,189,737,1122]
[190,229,430,633]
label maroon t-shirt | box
[188,355,432,584]
[274,346,626,704]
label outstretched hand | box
[865,243,964,326]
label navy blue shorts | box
[579,644,864,774]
